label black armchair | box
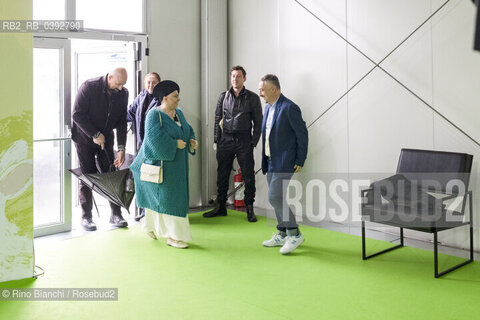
[361,148,474,278]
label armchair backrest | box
[396,148,473,195]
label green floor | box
[1,210,479,320]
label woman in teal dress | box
[130,80,198,248]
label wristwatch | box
[93,131,101,139]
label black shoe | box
[203,203,227,218]
[246,204,257,222]
[110,214,128,228]
[134,209,145,222]
[81,218,97,231]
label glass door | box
[70,39,138,218]
[33,37,72,237]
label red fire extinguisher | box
[234,168,245,207]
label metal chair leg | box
[362,221,404,260]
[434,226,473,278]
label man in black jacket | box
[204,66,263,222]
[72,68,129,231]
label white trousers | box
[143,208,192,242]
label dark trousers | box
[75,142,121,219]
[216,132,255,205]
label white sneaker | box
[280,234,305,254]
[262,233,287,247]
[167,238,188,249]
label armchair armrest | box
[439,190,472,215]
[360,187,373,197]
[437,190,471,202]
[360,187,375,207]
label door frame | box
[33,34,147,237]
[33,37,72,237]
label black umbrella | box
[69,152,136,214]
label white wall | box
[201,0,228,204]
[229,0,480,250]
[148,0,202,206]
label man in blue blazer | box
[259,74,308,254]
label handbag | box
[140,161,163,183]
[140,108,164,184]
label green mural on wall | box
[0,113,34,281]
[0,0,33,282]
[1,112,33,236]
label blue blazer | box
[127,89,158,150]
[261,94,308,174]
